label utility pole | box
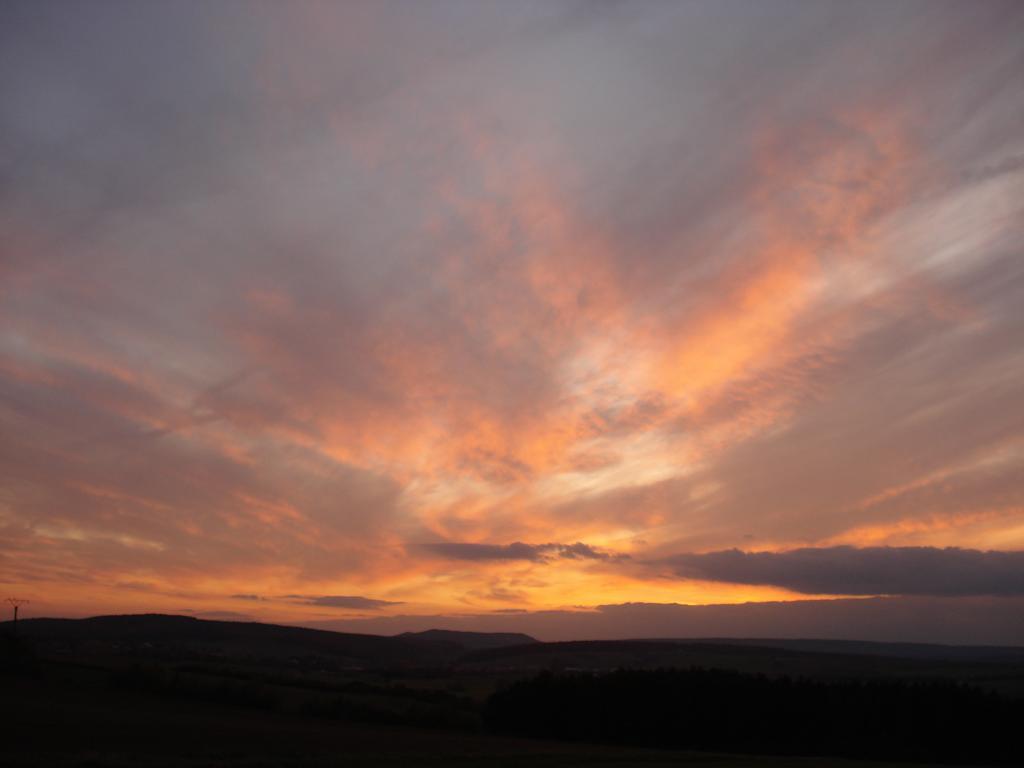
[5,598,28,634]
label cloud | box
[2,1,1023,624]
[424,542,544,562]
[666,546,1024,596]
[288,595,404,610]
[423,541,625,562]
[559,542,624,560]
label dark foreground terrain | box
[3,615,1022,767]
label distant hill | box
[399,628,537,650]
[459,636,1024,668]
[3,614,532,669]
[8,615,1023,697]
[456,637,1024,697]
[695,637,1024,663]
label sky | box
[2,0,1024,643]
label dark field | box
[0,664,980,768]
[2,615,1021,767]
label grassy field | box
[0,661,979,768]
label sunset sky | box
[2,1,1023,642]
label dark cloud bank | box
[424,541,626,562]
[234,594,402,610]
[425,544,1024,597]
[305,595,403,609]
[666,546,1024,596]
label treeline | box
[483,668,1023,764]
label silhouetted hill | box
[398,629,537,650]
[5,614,525,668]
[9,615,1023,697]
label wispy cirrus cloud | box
[1,1,1023,624]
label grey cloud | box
[287,595,403,610]
[424,541,625,562]
[959,153,1024,187]
[558,542,622,560]
[667,546,1024,596]
[423,542,547,561]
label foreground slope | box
[0,655,968,768]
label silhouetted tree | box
[484,668,1022,764]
